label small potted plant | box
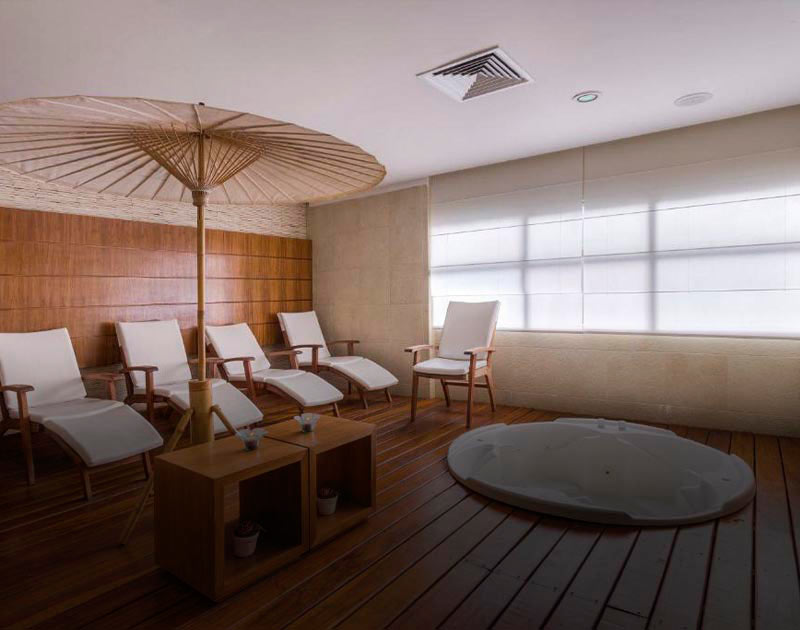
[232,519,261,558]
[317,487,339,515]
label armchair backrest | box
[0,328,87,410]
[438,301,500,361]
[206,323,270,376]
[277,311,331,364]
[115,319,192,388]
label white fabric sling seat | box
[116,320,263,432]
[406,301,500,427]
[0,328,163,498]
[205,323,343,415]
[278,311,398,409]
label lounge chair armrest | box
[82,372,124,383]
[0,384,35,393]
[328,339,359,355]
[216,356,256,365]
[266,349,301,360]
[189,357,224,364]
[122,365,158,374]
[463,346,496,356]
[287,344,320,371]
[0,384,34,418]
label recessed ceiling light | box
[573,91,600,103]
[674,92,713,107]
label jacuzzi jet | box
[447,418,755,526]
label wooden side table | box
[267,416,376,548]
[154,436,309,601]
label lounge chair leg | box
[485,374,497,412]
[141,452,152,480]
[359,388,369,410]
[146,393,155,423]
[347,381,352,395]
[80,466,92,501]
[20,417,35,485]
[332,402,340,417]
[410,372,419,422]
[466,375,475,429]
[441,379,451,407]
[384,388,392,404]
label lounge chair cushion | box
[11,398,163,467]
[115,320,193,389]
[413,358,488,376]
[0,328,87,410]
[231,369,343,407]
[316,356,399,390]
[136,378,262,431]
[206,323,270,376]
[278,311,331,364]
[437,301,500,361]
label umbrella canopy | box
[0,95,385,205]
[0,95,385,444]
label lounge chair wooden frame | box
[209,346,340,417]
[405,333,498,428]
[0,372,151,500]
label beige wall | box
[431,106,800,437]
[307,186,430,396]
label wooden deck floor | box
[1,395,799,629]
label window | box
[430,147,800,337]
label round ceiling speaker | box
[674,92,714,107]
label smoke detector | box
[418,46,531,102]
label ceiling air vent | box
[418,46,531,102]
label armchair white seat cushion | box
[0,328,163,467]
[116,320,263,428]
[278,312,398,391]
[319,356,399,389]
[413,358,488,376]
[205,323,343,408]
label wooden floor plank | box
[754,434,800,629]
[439,518,569,630]
[543,527,638,629]
[492,524,603,629]
[702,431,754,630]
[388,509,537,629]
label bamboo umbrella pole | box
[188,132,213,445]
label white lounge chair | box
[206,322,343,416]
[0,328,163,499]
[406,301,500,427]
[115,319,263,432]
[277,311,399,408]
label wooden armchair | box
[405,301,500,427]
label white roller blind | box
[430,145,800,337]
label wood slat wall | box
[0,206,312,367]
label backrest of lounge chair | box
[206,323,270,376]
[277,311,331,364]
[437,301,500,361]
[0,328,87,410]
[115,319,192,388]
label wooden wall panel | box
[0,207,312,368]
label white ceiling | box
[2,0,799,190]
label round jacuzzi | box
[447,418,755,526]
